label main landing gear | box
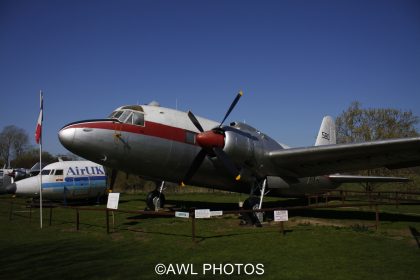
[242,178,268,226]
[146,181,166,211]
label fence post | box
[395,192,399,208]
[191,208,196,243]
[375,204,379,231]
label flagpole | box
[38,91,43,229]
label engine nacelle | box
[223,130,255,163]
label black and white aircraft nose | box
[5,183,16,194]
[58,126,76,150]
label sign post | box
[274,210,288,235]
[107,193,120,233]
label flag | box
[35,91,43,144]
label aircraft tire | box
[242,197,263,226]
[146,190,165,210]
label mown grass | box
[0,193,419,280]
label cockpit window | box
[41,169,51,175]
[132,112,145,126]
[109,111,123,119]
[109,109,145,126]
[55,169,63,175]
[118,110,131,123]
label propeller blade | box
[219,90,243,127]
[181,149,207,186]
[213,147,241,181]
[187,111,204,132]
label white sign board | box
[107,193,120,210]
[175,211,190,219]
[195,209,211,219]
[274,210,288,222]
[210,211,223,217]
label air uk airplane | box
[6,160,107,201]
[58,92,420,212]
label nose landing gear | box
[146,181,166,211]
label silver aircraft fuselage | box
[58,104,337,196]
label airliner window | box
[41,169,51,175]
[55,169,63,176]
[185,131,196,144]
[132,112,145,126]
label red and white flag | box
[35,91,43,144]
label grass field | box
[0,193,419,280]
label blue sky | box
[1,0,419,155]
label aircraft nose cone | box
[5,183,16,194]
[58,127,75,149]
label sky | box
[1,0,419,155]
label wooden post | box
[76,208,80,231]
[375,204,379,231]
[395,192,399,209]
[106,208,110,234]
[191,208,196,243]
[340,190,344,205]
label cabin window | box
[41,169,51,175]
[185,131,196,144]
[55,169,63,176]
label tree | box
[11,149,56,169]
[336,101,419,144]
[336,102,419,191]
[0,125,29,167]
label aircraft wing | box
[327,174,410,183]
[268,137,420,178]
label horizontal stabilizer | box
[328,174,410,183]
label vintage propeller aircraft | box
[58,92,420,215]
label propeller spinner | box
[181,91,243,186]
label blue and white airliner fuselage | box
[6,161,107,200]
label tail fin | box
[315,116,336,146]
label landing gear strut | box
[242,178,267,226]
[146,181,166,211]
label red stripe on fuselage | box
[65,121,194,144]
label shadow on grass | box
[409,227,420,248]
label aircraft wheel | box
[146,190,165,210]
[243,197,263,226]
